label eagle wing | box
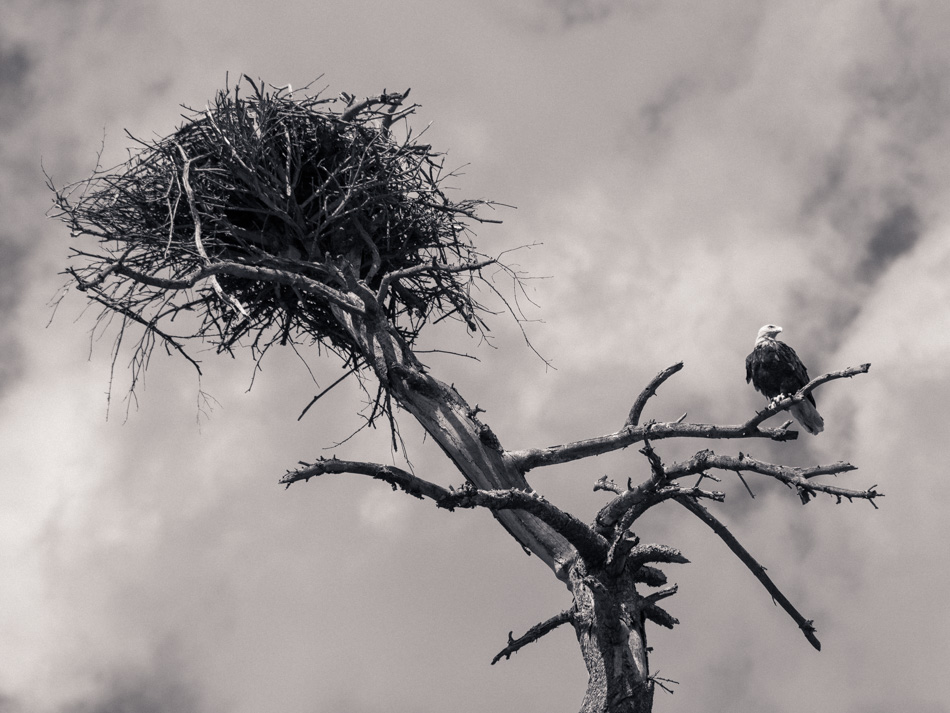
[745,341,816,405]
[774,341,816,406]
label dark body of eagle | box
[745,324,824,435]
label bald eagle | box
[745,324,824,435]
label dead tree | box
[49,77,878,713]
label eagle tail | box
[790,400,824,435]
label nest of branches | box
[51,77,506,380]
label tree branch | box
[281,460,609,565]
[641,601,679,630]
[438,485,609,565]
[625,362,684,428]
[626,543,690,570]
[491,609,574,665]
[799,462,861,479]
[743,364,872,431]
[297,367,357,421]
[375,258,496,304]
[639,441,666,482]
[506,364,871,474]
[352,216,382,282]
[176,142,250,320]
[280,457,452,501]
[104,260,367,314]
[665,450,879,505]
[340,90,412,122]
[597,443,672,537]
[68,246,135,291]
[633,565,668,587]
[79,283,203,375]
[596,477,726,534]
[593,475,624,495]
[676,496,822,650]
[607,534,690,576]
[596,447,873,536]
[505,420,797,473]
[644,584,678,603]
[799,363,872,397]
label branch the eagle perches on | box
[283,361,875,657]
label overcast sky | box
[2,1,949,711]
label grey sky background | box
[1,1,948,711]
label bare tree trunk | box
[570,561,655,713]
[332,306,578,576]
[330,306,659,711]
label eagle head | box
[755,324,783,345]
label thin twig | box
[297,367,357,420]
[735,471,756,499]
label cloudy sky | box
[2,0,949,711]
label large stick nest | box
[51,77,507,378]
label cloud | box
[58,655,206,713]
[0,239,26,394]
[358,487,414,534]
[857,203,921,280]
[0,32,35,394]
[537,0,657,27]
[0,39,31,128]
[3,1,950,712]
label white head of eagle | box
[745,324,824,435]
